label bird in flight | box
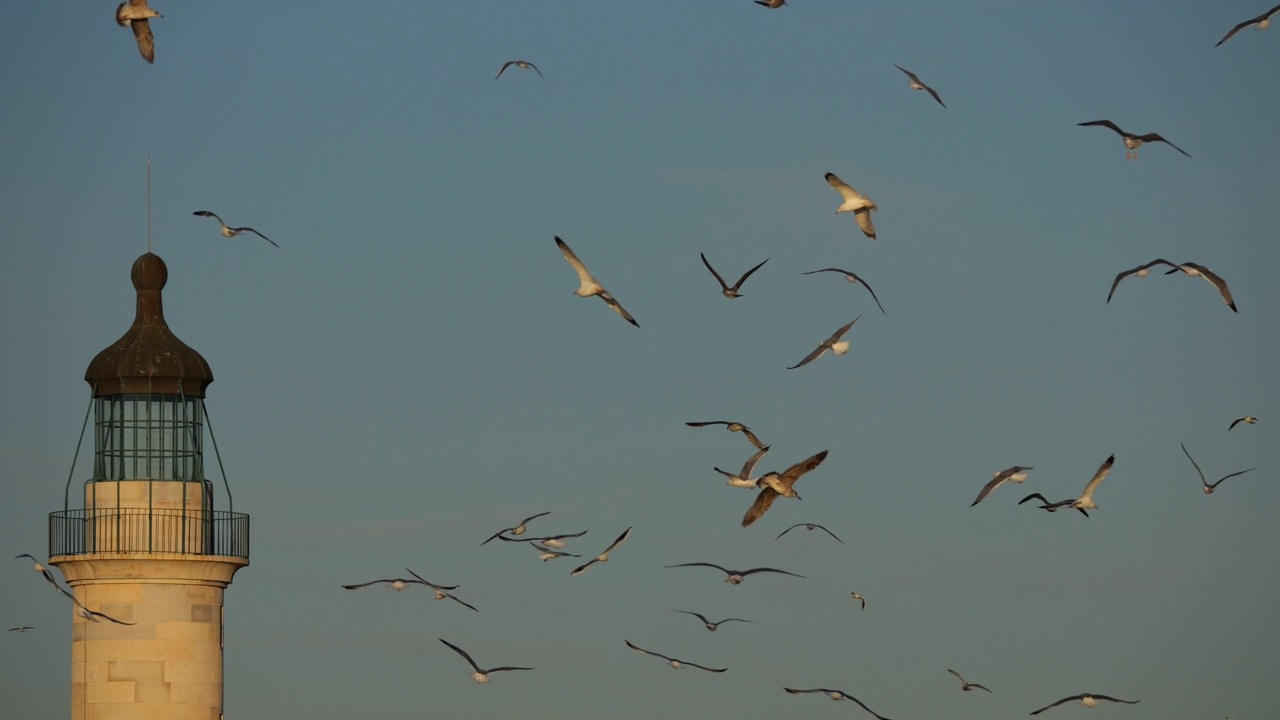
[116,0,162,64]
[193,211,279,247]
[776,522,843,543]
[1106,259,1178,304]
[571,526,632,576]
[15,554,60,590]
[501,530,587,549]
[802,268,886,314]
[1229,416,1258,431]
[1030,693,1138,715]
[404,568,478,611]
[624,640,727,672]
[1215,3,1280,46]
[1163,262,1237,312]
[700,253,769,299]
[495,60,545,81]
[530,542,581,561]
[1077,120,1191,160]
[438,638,532,683]
[743,450,829,526]
[1181,443,1257,495]
[715,445,771,489]
[1018,492,1089,517]
[784,688,893,720]
[1034,454,1116,513]
[665,562,806,585]
[788,317,860,370]
[686,421,768,450]
[8,627,33,633]
[481,511,552,545]
[969,466,1034,507]
[849,591,866,610]
[825,172,878,239]
[755,0,788,8]
[78,606,136,626]
[670,609,753,632]
[893,64,946,107]
[555,237,639,327]
[947,668,992,693]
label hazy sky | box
[2,2,1278,719]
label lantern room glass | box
[93,393,205,482]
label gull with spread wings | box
[893,64,946,107]
[1181,443,1257,495]
[686,421,768,450]
[1164,262,1237,312]
[193,211,279,247]
[570,527,632,576]
[788,318,860,370]
[1215,3,1280,46]
[116,1,162,64]
[1106,259,1178,303]
[625,640,726,672]
[495,60,545,81]
[481,511,551,545]
[1030,693,1138,715]
[743,450,829,526]
[969,466,1034,507]
[700,253,769,299]
[1077,120,1191,160]
[802,268,886,314]
[664,562,805,585]
[825,172,878,239]
[555,236,639,327]
[438,638,532,683]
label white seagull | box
[530,542,581,561]
[664,562,805,585]
[776,522,843,543]
[1181,443,1257,495]
[1215,3,1280,46]
[849,591,866,610]
[15,554,60,590]
[1163,262,1237,312]
[700,253,769,299]
[715,445,771,489]
[970,466,1034,507]
[625,640,727,672]
[686,421,768,450]
[802,268,886,314]
[404,568,478,612]
[116,1,162,64]
[495,60,545,81]
[1229,415,1258,431]
[438,638,532,683]
[788,317,860,370]
[555,236,639,327]
[192,211,279,247]
[670,609,753,632]
[1106,259,1178,303]
[948,668,993,693]
[481,511,552,545]
[1077,120,1191,160]
[825,172,879,239]
[1024,454,1117,514]
[78,606,136,626]
[500,530,587,548]
[570,526,632,576]
[744,450,829,526]
[893,64,946,107]
[341,577,442,592]
[784,687,893,720]
[1030,693,1139,715]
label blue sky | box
[2,2,1278,718]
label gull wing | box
[624,639,673,662]
[803,268,887,313]
[700,253,730,291]
[788,319,859,370]
[1075,454,1115,504]
[131,19,156,64]
[739,566,806,579]
[854,209,878,239]
[825,172,863,203]
[1106,259,1177,303]
[1194,264,1237,311]
[742,486,780,526]
[439,638,482,672]
[233,227,279,248]
[555,236,599,292]
[731,258,770,291]
[1215,5,1280,46]
[1140,133,1192,158]
[1078,119,1126,137]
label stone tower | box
[49,252,250,720]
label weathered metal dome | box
[84,252,213,397]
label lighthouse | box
[48,252,249,720]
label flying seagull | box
[755,0,788,8]
[15,554,60,590]
[495,60,545,81]
[849,591,866,610]
[1215,3,1280,46]
[624,640,727,672]
[802,268,886,314]
[1164,262,1237,312]
[1181,443,1257,495]
[438,638,532,683]
[8,627,33,633]
[1024,454,1117,514]
[715,445,771,489]
[192,211,279,248]
[555,236,639,327]
[404,568,479,611]
[1018,492,1089,517]
[776,522,843,543]
[664,562,805,585]
[570,526,632,576]
[825,172,879,239]
[700,253,769,299]
[670,609,753,632]
[116,1,162,64]
[893,64,946,107]
[1106,259,1178,303]
[788,317,860,370]
[1077,120,1191,160]
[784,688,893,720]
[1030,693,1139,715]
[948,668,993,693]
[686,421,768,450]
[501,530,587,548]
[1229,416,1258,431]
[744,450,829,526]
[78,606,136,626]
[341,577,440,591]
[970,466,1034,507]
[530,542,581,561]
[481,511,552,545]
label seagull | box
[1181,443,1257,495]
[481,511,552,545]
[784,688,893,720]
[825,172,879,239]
[555,236,639,327]
[1105,259,1179,303]
[849,591,866,610]
[1215,3,1280,46]
[715,446,771,489]
[664,562,806,585]
[1030,693,1139,715]
[341,577,439,591]
[403,568,478,612]
[624,640,727,672]
[801,268,886,314]
[504,530,587,548]
[893,64,946,107]
[530,542,581,561]
[969,466,1034,507]
[15,554,60,590]
[776,522,843,543]
[116,1,162,64]
[948,668,993,693]
[686,421,768,450]
[1229,416,1258,431]
[670,609,753,632]
[1023,454,1116,514]
[700,253,769,299]
[78,606,136,626]
[755,0,788,8]
[438,638,532,683]
[1077,120,1191,160]
[192,211,279,248]
[495,60,545,81]
[1018,492,1090,518]
[744,450,829,526]
[1163,262,1237,312]
[570,526,632,576]
[788,317,860,370]
[8,627,33,633]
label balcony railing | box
[49,508,249,559]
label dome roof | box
[84,253,213,398]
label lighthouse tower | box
[48,252,249,720]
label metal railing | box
[49,509,249,559]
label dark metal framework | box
[94,393,204,482]
[49,508,249,559]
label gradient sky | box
[2,2,1278,719]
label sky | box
[1,1,1278,718]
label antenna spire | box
[146,156,152,253]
